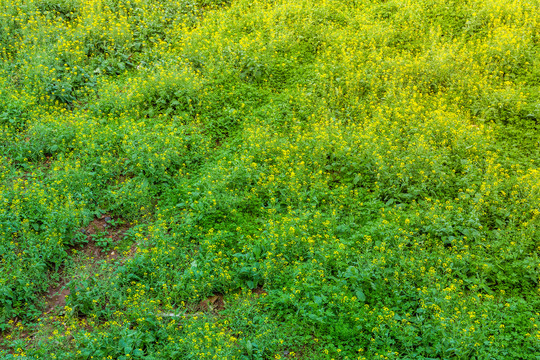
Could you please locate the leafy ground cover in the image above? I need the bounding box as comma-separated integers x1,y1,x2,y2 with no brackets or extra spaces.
0,0,539,359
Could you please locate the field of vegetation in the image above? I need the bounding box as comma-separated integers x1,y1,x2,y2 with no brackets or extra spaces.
0,0,539,358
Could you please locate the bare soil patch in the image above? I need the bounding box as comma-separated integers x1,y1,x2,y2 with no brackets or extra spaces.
45,215,134,313
197,293,225,313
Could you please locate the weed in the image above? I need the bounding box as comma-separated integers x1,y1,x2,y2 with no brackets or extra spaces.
1,0,539,359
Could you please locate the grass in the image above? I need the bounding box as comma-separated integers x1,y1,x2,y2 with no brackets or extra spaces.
0,0,539,359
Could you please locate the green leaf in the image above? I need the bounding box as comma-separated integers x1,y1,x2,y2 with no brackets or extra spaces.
246,340,253,356
134,349,144,356
356,289,366,302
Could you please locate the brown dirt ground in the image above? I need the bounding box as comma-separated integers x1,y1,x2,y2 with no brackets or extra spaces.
197,293,225,313
45,215,133,313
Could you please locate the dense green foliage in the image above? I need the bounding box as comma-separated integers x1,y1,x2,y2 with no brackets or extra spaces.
0,0,539,358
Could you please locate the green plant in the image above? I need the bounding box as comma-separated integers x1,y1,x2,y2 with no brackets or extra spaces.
1,0,540,359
